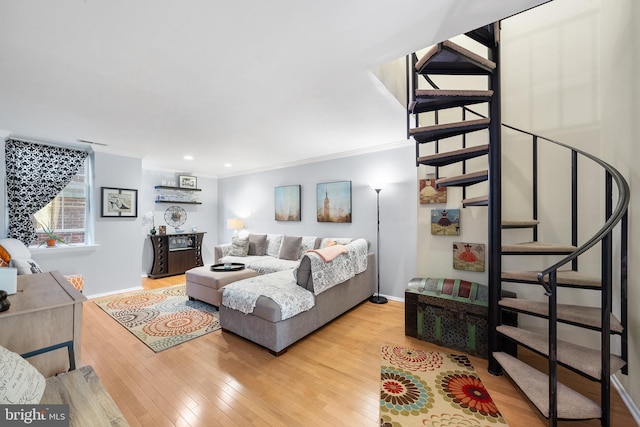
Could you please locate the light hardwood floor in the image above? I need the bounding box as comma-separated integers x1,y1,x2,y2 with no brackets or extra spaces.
80,275,635,426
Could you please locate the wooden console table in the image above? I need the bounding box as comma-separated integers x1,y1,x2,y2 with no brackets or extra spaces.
149,232,205,278
0,271,86,377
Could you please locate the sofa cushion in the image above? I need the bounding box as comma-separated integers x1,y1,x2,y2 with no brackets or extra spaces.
248,234,267,256
0,345,46,404
279,235,302,260
266,234,284,258
298,236,321,259
229,235,250,257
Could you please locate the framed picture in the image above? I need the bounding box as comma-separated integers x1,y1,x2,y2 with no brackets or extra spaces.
419,177,447,204
431,209,460,235
453,242,485,272
101,187,138,217
275,185,301,221
179,175,197,189
317,181,352,223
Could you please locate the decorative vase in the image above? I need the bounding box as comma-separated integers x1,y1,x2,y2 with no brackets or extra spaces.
150,227,157,235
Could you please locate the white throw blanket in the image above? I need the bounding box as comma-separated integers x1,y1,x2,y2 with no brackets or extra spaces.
221,270,315,320
306,238,369,295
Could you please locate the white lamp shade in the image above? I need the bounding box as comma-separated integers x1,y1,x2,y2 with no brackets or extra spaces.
226,218,244,230
0,267,18,295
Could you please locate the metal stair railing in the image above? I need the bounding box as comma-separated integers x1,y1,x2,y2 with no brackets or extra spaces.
406,46,630,426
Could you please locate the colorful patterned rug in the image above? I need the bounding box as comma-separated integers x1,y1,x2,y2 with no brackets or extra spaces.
379,345,508,426
94,284,220,352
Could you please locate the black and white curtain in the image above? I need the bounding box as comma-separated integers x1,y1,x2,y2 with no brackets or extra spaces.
5,139,88,245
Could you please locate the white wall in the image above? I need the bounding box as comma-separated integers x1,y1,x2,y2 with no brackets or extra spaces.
599,0,640,411
501,0,639,412
32,152,143,296
217,144,418,299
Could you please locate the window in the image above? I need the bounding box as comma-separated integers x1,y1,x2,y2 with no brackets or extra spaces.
32,158,90,246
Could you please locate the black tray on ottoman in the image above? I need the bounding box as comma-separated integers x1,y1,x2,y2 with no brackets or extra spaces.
211,263,245,272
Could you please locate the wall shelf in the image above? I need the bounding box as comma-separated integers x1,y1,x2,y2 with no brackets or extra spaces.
154,185,201,192
154,185,202,204
155,201,202,205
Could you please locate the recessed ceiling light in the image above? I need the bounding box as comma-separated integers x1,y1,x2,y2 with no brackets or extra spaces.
224,163,232,167
183,155,194,160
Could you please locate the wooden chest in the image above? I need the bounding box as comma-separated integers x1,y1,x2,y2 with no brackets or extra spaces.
405,277,517,358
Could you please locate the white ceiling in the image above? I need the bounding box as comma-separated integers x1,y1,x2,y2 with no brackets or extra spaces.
0,0,547,178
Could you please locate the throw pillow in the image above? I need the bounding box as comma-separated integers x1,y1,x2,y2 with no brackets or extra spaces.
0,245,11,268
266,234,283,258
229,235,249,257
278,235,303,261
248,234,267,256
13,259,44,275
0,345,46,404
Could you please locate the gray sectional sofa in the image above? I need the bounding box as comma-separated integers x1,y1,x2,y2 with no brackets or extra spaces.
213,233,376,355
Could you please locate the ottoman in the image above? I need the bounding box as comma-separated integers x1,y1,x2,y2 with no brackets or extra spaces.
185,266,258,307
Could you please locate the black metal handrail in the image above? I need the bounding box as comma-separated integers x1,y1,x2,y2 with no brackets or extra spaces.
408,36,629,427
497,124,630,292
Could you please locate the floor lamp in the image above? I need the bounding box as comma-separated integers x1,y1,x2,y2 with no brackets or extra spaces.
369,185,388,304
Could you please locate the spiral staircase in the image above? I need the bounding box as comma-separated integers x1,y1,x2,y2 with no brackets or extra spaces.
407,22,630,427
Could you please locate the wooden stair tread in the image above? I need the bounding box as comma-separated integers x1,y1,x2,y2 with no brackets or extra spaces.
435,170,487,188
415,40,496,75
501,219,540,228
417,144,489,167
410,90,493,114
493,352,601,420
501,270,601,289
465,22,499,47
499,298,624,333
497,325,626,380
502,241,577,255
410,118,490,143
462,195,488,207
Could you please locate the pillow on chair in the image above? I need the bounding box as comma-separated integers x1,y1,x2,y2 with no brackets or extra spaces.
0,345,46,404
0,245,11,267
0,238,43,275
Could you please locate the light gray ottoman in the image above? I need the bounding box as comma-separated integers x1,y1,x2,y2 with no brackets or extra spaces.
185,266,257,307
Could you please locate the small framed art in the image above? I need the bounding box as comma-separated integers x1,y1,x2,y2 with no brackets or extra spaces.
453,242,485,272
275,185,301,221
317,181,352,223
419,177,447,204
179,175,197,189
101,187,138,217
431,209,460,235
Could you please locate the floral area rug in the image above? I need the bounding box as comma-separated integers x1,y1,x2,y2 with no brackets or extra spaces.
94,284,220,352
379,345,508,426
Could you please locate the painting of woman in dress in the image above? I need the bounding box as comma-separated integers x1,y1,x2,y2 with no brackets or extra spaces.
419,177,447,204
453,242,485,272
431,209,460,235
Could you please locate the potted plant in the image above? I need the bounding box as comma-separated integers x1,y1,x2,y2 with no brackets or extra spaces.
38,222,66,247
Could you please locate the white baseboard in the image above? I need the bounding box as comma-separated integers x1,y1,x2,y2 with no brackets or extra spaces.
611,374,640,426
85,286,142,300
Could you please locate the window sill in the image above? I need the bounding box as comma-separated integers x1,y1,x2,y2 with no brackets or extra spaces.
30,244,99,256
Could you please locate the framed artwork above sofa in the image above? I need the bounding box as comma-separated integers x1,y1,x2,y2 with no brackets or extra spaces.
316,181,351,223
274,185,301,221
